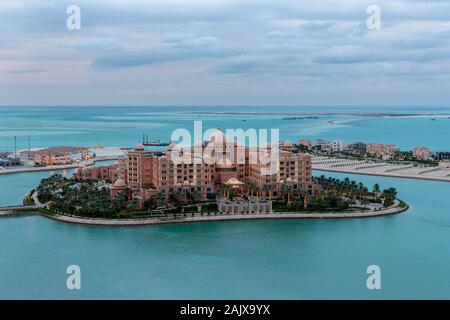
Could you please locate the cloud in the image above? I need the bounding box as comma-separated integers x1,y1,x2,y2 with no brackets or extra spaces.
3,0,450,106
92,34,239,68
313,45,372,64
1,68,47,74
266,30,297,39
61,37,123,52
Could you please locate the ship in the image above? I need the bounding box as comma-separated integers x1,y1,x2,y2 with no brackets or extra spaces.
142,134,171,146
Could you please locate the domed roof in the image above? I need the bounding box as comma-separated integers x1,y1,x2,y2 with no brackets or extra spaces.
135,143,145,151
224,178,244,186
283,140,293,147
113,178,127,188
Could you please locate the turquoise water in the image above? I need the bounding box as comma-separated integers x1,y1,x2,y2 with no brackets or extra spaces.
1,173,449,299
1,107,450,299
1,106,450,153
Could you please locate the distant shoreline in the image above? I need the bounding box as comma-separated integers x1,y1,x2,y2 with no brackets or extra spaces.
187,112,450,117
15,200,407,227
0,158,118,175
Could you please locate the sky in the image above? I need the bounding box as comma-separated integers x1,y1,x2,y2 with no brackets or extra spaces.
1,0,450,107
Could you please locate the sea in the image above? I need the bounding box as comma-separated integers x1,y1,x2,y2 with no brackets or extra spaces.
0,106,449,299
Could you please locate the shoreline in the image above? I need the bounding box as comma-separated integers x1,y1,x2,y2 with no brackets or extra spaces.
0,157,118,175
314,167,450,183
22,200,408,227
187,111,450,117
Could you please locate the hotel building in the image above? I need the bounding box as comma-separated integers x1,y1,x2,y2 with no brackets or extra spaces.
20,146,90,165
77,130,319,207
367,143,400,160
413,147,432,160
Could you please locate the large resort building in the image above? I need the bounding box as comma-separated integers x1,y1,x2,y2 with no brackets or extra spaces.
75,129,319,207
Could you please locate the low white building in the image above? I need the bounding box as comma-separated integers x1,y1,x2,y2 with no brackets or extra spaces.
331,140,347,152
217,197,272,214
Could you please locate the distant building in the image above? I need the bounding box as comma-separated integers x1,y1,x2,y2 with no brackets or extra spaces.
349,142,367,154
331,140,347,152
433,152,450,161
282,140,294,150
413,147,432,160
316,139,329,151
298,140,312,150
367,144,400,160
75,164,120,182
0,158,20,168
20,146,89,165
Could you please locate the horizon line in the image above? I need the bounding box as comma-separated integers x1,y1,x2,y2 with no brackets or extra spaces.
1,105,450,108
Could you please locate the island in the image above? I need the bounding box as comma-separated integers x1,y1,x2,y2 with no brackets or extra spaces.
2,130,410,225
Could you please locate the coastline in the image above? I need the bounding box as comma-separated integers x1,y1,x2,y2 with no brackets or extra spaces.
187,111,450,117
0,157,118,175
27,200,408,227
314,167,450,183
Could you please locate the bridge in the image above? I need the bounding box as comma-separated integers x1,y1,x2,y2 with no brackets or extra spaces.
0,191,45,214
0,204,45,215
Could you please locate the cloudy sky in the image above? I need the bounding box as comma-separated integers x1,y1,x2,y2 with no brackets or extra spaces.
1,0,450,107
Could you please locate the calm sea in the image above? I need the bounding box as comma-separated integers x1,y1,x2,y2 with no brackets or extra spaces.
0,106,449,299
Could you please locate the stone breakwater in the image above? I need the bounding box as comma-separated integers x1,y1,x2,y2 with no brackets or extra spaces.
32,201,408,227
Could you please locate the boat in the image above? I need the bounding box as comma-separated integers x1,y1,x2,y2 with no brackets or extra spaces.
143,141,171,147
142,134,171,146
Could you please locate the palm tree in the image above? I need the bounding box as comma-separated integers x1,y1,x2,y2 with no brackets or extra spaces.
215,187,223,198
193,190,202,202
373,183,381,194
245,182,258,196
